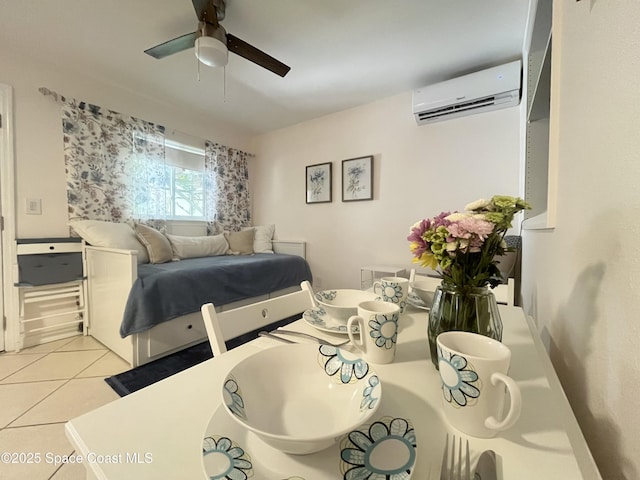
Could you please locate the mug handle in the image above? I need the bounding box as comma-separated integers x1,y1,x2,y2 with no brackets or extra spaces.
347,316,365,353
372,281,382,295
484,372,522,431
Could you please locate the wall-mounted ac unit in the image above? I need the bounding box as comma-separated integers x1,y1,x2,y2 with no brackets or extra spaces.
412,60,521,125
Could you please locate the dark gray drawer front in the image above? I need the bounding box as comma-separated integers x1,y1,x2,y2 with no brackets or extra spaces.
17,253,83,286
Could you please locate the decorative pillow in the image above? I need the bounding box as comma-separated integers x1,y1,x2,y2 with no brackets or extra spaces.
225,229,255,255
241,224,275,253
166,233,229,259
134,223,173,264
69,219,149,264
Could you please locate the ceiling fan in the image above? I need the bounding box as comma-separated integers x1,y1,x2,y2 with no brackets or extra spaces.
144,0,290,77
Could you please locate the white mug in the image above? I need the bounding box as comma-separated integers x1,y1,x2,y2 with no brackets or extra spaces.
372,276,410,312
436,331,522,438
347,301,400,364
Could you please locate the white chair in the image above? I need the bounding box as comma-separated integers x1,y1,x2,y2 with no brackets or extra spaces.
409,268,443,292
201,280,316,357
409,268,515,306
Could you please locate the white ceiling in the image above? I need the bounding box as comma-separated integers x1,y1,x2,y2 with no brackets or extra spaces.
0,0,531,135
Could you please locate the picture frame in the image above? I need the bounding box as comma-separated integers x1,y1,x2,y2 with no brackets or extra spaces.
305,162,332,204
342,155,373,202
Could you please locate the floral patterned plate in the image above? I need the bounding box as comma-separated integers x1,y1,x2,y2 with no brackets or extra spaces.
302,307,359,334
202,406,416,480
406,292,430,311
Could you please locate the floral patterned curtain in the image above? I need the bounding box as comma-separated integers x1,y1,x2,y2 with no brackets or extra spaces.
39,88,167,228
204,141,252,233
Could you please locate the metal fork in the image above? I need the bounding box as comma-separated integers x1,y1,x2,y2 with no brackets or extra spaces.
440,433,471,480
262,329,350,347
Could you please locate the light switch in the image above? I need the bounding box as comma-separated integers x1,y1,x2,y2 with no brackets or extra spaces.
26,198,42,215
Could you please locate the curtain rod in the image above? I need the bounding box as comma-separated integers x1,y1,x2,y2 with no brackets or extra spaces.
39,87,252,156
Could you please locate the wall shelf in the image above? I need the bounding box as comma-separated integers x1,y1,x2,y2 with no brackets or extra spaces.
526,0,553,110
525,0,554,226
522,211,555,230
528,33,552,123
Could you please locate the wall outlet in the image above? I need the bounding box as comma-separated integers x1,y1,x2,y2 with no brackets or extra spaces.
26,198,42,215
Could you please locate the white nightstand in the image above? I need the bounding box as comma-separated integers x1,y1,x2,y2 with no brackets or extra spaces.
13,239,87,350
360,265,407,290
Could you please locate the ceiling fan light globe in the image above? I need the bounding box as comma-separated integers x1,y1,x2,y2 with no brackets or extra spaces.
195,36,228,67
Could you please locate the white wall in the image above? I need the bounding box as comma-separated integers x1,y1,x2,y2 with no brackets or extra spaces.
251,92,521,290
521,1,640,478
0,45,252,239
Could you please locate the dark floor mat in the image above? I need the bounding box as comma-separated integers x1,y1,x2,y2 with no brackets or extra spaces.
104,315,298,396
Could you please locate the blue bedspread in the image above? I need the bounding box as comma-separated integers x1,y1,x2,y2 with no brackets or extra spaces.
119,253,312,337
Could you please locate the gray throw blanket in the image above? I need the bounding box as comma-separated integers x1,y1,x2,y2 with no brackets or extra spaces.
119,253,312,337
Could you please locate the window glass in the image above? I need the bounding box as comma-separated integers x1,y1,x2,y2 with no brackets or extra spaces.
165,143,205,220
167,165,205,219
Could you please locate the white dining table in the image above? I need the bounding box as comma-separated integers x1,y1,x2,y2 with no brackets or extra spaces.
66,305,602,480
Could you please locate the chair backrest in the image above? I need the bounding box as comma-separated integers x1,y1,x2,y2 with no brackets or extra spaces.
200,303,227,357
201,280,315,356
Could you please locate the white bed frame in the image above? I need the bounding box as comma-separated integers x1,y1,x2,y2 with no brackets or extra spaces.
84,240,307,367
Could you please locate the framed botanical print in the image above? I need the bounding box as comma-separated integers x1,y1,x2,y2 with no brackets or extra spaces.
342,155,373,202
305,162,332,204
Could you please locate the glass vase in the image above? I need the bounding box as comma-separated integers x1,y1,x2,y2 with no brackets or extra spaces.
427,282,503,368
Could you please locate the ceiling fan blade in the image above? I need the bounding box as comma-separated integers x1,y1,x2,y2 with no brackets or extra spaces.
192,0,222,23
226,33,291,77
192,0,209,19
144,32,197,59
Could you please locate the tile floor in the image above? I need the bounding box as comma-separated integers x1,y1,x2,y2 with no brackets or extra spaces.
0,335,129,480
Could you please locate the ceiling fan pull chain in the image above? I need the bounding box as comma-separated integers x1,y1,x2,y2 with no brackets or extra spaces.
196,43,201,81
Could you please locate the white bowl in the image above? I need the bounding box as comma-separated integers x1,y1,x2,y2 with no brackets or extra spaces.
222,343,382,455
410,280,436,306
314,289,379,321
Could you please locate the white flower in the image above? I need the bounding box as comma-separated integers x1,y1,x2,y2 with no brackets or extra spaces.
465,198,490,211
445,212,469,222
446,241,458,252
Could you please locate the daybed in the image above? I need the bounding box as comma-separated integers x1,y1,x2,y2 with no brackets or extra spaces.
73,220,312,367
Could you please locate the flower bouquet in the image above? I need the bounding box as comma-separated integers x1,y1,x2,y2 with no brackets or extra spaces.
407,195,530,367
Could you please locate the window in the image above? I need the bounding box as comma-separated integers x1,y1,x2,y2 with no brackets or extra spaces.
165,165,204,219
164,140,206,220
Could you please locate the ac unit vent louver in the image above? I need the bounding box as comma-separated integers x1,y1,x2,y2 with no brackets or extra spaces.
413,60,521,125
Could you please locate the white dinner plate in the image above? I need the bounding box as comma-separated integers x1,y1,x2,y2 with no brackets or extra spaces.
302,307,359,334
202,404,417,479
406,292,430,311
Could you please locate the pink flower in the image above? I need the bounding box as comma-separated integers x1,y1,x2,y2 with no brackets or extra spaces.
407,195,530,288
447,216,494,252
